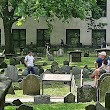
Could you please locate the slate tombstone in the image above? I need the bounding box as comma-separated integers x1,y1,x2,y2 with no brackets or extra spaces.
22,74,40,95
22,69,28,76
47,54,54,61
0,74,12,110
96,102,107,110
8,85,15,94
16,104,33,110
77,85,97,102
85,105,96,110
60,65,70,74
0,62,7,68
34,95,50,104
64,92,75,103
105,93,110,110
12,99,23,106
99,76,110,102
71,66,81,79
5,65,18,82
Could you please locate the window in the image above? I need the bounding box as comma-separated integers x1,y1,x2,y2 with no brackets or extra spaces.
66,29,80,48
92,29,106,48
97,0,107,17
12,29,26,48
37,29,50,47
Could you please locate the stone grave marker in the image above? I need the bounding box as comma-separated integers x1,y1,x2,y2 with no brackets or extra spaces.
71,66,81,79
22,74,40,95
99,76,110,102
85,104,96,110
64,92,75,103
16,104,33,110
77,85,97,102
96,102,107,110
34,95,50,104
105,92,110,110
5,65,18,82
12,99,23,106
47,54,54,61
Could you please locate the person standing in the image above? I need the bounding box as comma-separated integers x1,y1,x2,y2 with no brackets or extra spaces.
24,51,35,74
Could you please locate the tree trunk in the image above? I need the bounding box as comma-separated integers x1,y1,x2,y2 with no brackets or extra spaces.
3,19,14,54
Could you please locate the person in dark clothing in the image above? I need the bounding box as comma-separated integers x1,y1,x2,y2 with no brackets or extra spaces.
102,40,106,48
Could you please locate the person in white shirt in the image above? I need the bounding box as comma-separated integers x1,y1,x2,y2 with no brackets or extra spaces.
24,51,35,74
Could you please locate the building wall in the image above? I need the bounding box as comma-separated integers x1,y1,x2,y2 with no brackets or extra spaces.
0,0,109,46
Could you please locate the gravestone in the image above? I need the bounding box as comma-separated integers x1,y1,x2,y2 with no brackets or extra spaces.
105,93,110,110
12,99,23,106
0,62,7,68
60,65,70,74
16,104,33,110
63,60,69,66
82,68,90,78
22,74,40,95
47,54,54,61
99,76,110,102
77,85,97,102
8,85,15,94
71,66,81,79
57,48,64,56
0,74,12,110
33,66,39,75
22,69,28,76
5,65,18,82
34,95,50,104
85,105,96,110
64,92,75,103
96,102,107,110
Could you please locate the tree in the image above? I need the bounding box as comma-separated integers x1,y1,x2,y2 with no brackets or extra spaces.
0,0,103,54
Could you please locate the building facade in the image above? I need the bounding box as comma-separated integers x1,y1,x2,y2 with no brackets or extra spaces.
0,0,109,48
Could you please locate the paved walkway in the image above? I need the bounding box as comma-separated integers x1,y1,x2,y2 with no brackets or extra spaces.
6,97,64,103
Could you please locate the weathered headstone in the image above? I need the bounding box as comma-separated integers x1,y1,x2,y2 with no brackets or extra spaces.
77,85,97,102
8,85,15,94
0,62,7,68
22,69,28,76
34,95,50,104
33,66,39,75
5,65,18,82
85,105,96,110
96,102,107,110
22,74,40,95
82,68,90,78
60,65,70,74
0,74,12,110
16,104,33,110
105,92,110,110
71,66,81,79
99,76,110,102
47,54,54,61
63,60,69,66
12,99,23,106
64,92,75,103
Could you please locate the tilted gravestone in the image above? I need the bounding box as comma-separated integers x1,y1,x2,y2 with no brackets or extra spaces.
64,92,75,103
77,85,97,102
5,65,18,82
16,104,33,110
0,74,12,110
34,95,50,104
22,74,40,95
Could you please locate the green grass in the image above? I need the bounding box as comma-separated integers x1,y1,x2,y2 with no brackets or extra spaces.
4,103,93,110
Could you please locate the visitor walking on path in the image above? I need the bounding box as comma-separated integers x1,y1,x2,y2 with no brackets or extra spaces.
24,50,35,74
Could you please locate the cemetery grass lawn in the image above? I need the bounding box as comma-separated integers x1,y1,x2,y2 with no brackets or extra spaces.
4,103,93,110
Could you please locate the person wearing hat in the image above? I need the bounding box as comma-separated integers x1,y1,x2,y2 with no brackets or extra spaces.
92,51,110,87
